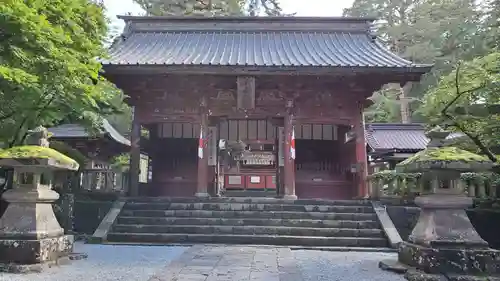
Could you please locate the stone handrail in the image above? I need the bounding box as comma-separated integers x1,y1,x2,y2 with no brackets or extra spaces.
368,170,499,199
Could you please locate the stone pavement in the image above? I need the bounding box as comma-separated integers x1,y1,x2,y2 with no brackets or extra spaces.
150,245,302,281
0,243,404,281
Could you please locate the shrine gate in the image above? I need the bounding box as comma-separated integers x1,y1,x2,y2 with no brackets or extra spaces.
101,16,431,200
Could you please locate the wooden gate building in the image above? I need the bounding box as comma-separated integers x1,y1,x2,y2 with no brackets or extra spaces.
101,16,431,200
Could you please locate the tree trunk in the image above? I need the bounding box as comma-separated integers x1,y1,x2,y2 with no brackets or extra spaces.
399,82,412,124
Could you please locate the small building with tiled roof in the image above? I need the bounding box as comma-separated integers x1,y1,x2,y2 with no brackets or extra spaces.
48,119,130,163
365,123,464,167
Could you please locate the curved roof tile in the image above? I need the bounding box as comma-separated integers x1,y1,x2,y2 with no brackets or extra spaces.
101,16,431,71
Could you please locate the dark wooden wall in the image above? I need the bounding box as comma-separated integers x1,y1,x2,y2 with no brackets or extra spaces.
111,74,372,125
219,119,275,141
158,123,200,139
112,74,376,199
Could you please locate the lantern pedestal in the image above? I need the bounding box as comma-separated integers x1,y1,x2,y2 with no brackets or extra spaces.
0,170,75,271
379,127,500,281
0,126,81,273
395,193,500,280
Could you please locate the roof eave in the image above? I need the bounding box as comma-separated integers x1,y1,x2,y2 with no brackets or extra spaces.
100,64,432,79
368,148,423,155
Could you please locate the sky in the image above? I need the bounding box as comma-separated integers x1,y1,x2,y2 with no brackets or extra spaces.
104,0,356,31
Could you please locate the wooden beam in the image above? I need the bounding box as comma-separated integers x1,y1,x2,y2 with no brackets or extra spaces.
102,65,429,81
129,107,141,197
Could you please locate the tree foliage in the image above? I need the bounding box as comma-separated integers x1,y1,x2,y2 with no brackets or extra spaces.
133,0,243,16
419,53,500,155
133,0,285,16
344,0,484,123
245,0,285,16
483,0,500,49
0,0,123,147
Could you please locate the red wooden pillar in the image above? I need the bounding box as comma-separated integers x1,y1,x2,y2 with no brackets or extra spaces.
283,100,297,200
196,98,209,198
355,104,368,198
129,106,141,197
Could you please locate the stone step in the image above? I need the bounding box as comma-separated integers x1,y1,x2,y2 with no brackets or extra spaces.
123,202,374,213
120,209,378,221
126,197,371,206
116,216,380,229
112,224,385,238
106,233,389,247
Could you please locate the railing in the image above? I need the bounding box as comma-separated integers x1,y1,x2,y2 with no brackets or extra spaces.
80,169,129,193
368,170,499,199
52,168,128,233
295,162,350,175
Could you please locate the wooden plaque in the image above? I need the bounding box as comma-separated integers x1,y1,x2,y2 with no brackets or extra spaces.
237,76,256,110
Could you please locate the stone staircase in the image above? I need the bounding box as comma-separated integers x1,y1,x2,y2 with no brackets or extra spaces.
105,197,389,248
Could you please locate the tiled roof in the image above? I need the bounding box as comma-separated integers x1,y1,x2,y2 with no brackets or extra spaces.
365,123,464,152
101,16,431,71
48,120,130,147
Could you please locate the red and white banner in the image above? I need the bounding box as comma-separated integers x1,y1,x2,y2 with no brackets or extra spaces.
198,126,204,159
290,126,296,160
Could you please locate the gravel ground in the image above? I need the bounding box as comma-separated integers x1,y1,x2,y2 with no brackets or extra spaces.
0,243,187,281
293,250,405,281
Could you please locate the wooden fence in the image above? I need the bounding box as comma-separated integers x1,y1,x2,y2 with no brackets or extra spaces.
80,169,129,193
52,168,129,234
368,170,499,199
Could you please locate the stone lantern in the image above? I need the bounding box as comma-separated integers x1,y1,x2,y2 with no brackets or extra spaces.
0,126,79,270
383,126,500,280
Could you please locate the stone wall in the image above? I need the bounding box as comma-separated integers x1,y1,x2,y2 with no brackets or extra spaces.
4,190,117,236
386,203,500,249
467,209,500,249
72,193,118,235
0,168,14,219
0,198,6,218
386,205,420,241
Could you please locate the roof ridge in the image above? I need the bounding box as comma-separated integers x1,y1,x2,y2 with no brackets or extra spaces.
130,29,372,34
120,16,374,34
117,15,378,23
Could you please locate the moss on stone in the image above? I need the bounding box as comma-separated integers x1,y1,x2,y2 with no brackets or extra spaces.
397,147,493,173
0,145,79,169
49,141,87,166
399,147,490,166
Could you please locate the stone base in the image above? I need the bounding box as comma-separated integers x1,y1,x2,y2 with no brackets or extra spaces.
0,235,74,265
405,269,500,281
282,195,298,200
379,259,409,274
0,252,87,273
380,259,500,281
398,241,500,276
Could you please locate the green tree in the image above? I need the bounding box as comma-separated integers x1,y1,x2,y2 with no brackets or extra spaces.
133,0,286,16
344,0,482,123
133,0,244,15
419,53,500,156
245,0,285,16
0,0,122,147
364,85,418,123
483,0,500,49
